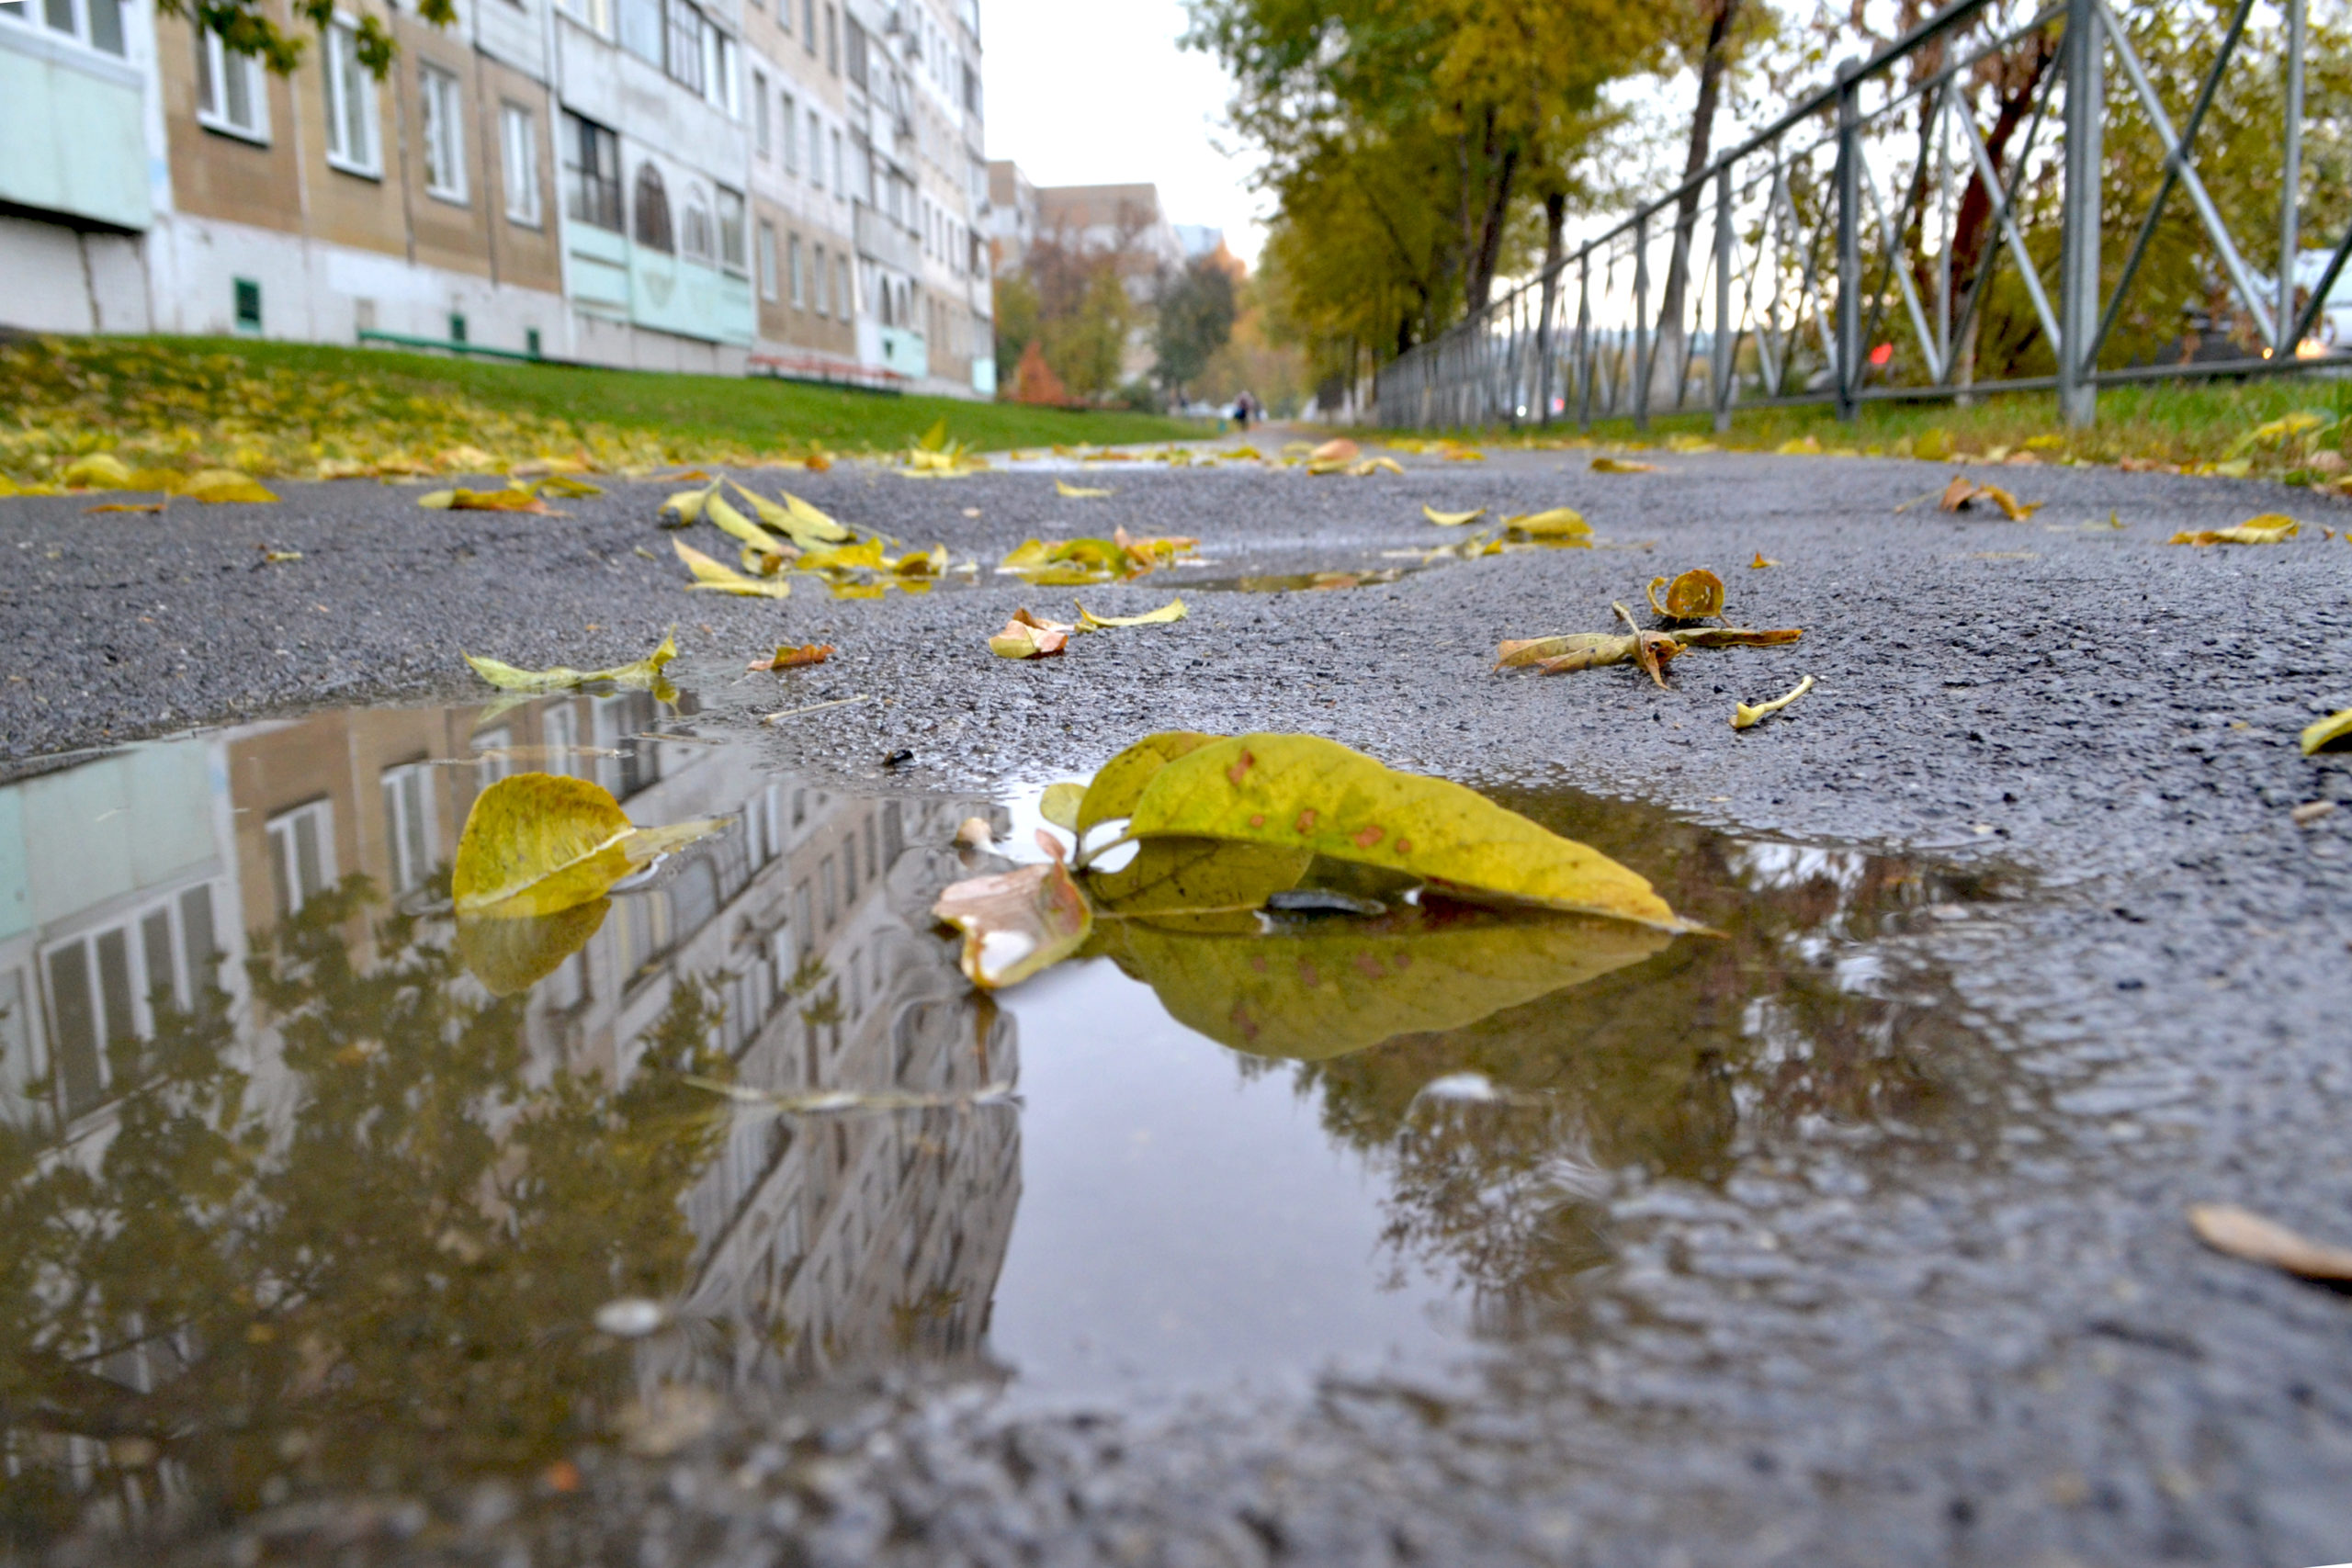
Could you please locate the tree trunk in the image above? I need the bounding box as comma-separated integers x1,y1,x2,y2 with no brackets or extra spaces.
1649,0,1743,410
1534,192,1566,423
1949,37,2056,345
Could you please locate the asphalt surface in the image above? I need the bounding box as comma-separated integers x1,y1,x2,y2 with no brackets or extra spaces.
11,441,2352,1566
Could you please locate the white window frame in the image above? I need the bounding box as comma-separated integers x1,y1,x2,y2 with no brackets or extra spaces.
419,62,468,204
380,761,440,895
322,17,382,178
681,185,715,263
559,0,614,34
266,799,338,918
37,883,224,1123
757,219,778,301
501,101,542,226
717,184,747,276
195,29,271,142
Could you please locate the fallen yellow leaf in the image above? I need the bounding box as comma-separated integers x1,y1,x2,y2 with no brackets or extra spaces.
60,454,134,490
452,772,720,919
464,631,678,692
2169,514,2300,547
747,643,833,671
1749,552,1779,569
180,468,278,504
1423,506,1487,527
1056,479,1114,498
989,607,1075,659
1592,457,1657,474
1504,507,1592,545
673,538,790,596
1075,598,1187,630
1646,569,1724,620
2301,708,2352,754
932,852,1093,990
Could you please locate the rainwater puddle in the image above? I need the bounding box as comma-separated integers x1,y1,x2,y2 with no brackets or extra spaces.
0,694,2024,1545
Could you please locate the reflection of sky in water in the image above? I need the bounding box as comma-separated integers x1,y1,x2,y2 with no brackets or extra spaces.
0,698,2018,1545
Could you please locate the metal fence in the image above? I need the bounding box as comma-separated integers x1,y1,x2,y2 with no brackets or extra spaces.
1374,0,2341,431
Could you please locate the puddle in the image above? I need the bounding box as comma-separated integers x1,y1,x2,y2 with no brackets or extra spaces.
0,695,2023,1545
1180,568,1418,593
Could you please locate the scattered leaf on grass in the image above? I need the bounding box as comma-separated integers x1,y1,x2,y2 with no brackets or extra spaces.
181,469,278,503
1039,782,1087,830
989,608,1075,659
1750,552,1779,569
932,852,1093,989
1122,733,1695,931
1734,673,1815,729
673,538,792,597
1592,457,1657,474
61,454,134,490
464,631,679,692
1645,568,1725,620
1776,434,1823,456
1075,598,1186,630
1424,506,1487,526
2169,514,2299,547
452,771,722,919
1504,507,1593,545
747,643,833,671
2188,1202,2352,1280
2301,708,2352,755
1056,479,1114,498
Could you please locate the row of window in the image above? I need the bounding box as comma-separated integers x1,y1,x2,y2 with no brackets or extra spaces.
754,220,847,317
194,23,546,228
750,72,848,198
0,0,125,57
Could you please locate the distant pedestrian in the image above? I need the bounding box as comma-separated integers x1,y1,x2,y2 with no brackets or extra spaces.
1232,394,1252,430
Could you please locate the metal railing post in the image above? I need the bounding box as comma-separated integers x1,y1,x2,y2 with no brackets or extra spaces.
1834,61,1862,423
1577,251,1595,432
2279,0,2305,355
1633,216,1652,433
1713,161,1736,433
2058,0,2103,424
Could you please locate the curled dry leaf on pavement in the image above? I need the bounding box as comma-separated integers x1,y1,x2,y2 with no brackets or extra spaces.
1504,508,1593,546
1424,506,1488,526
2302,708,2352,755
930,733,1698,1005
1750,552,1780,569
1646,568,1726,621
747,643,833,671
1495,624,1801,678
1076,598,1187,630
989,608,1075,659
2188,1202,2352,1280
2169,514,2300,547
707,489,791,559
1734,674,1815,730
450,772,725,993
1349,457,1407,477
932,842,1093,989
1591,457,1657,474
464,631,678,693
673,538,792,597
1056,479,1114,499
85,501,167,514
1939,476,2041,519
420,484,557,513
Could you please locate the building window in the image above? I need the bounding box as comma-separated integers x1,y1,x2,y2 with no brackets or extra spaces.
380,761,439,894
831,129,842,197
807,112,823,189
711,29,738,115
233,276,262,332
757,219,778,300
780,91,798,174
718,186,747,274
266,799,337,919
812,243,827,317
633,162,674,252
39,886,220,1123
501,103,541,226
0,968,41,1133
617,0,661,64
7,0,125,53
800,0,813,51
752,70,769,156
788,233,803,307
563,112,622,231
559,0,613,32
680,185,714,262
823,2,836,73
663,0,703,93
419,63,467,203
195,30,269,141
322,17,381,177
839,254,852,321
843,16,863,87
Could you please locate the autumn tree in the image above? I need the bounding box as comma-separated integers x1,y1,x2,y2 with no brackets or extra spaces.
1154,253,1241,396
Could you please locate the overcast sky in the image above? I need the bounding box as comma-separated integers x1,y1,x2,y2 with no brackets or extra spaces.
979,0,1269,266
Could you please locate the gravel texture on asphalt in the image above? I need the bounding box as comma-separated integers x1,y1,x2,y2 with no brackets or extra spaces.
11,447,2352,1566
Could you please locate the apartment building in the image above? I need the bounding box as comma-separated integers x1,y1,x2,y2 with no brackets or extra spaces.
0,0,992,391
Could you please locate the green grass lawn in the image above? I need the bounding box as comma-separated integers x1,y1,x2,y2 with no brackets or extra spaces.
0,334,1209,483
1452,375,2352,481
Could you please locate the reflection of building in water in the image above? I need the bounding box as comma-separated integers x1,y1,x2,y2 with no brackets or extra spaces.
0,694,1018,1393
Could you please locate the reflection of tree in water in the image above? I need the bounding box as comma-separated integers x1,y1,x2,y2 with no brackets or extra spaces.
1287,795,2015,1336
0,875,729,1548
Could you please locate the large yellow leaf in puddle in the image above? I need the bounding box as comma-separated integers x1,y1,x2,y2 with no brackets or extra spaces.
453,773,723,918
1074,731,1225,835
1094,904,1669,1059
1084,836,1315,933
1124,734,1694,931
458,898,611,996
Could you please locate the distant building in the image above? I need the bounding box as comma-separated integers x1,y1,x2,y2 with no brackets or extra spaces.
0,0,993,397
983,158,1036,272
1172,223,1222,261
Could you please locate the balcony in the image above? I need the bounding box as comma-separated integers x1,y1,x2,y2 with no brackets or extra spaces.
853,203,920,274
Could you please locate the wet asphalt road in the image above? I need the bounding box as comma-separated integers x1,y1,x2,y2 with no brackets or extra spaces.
10,445,2352,1566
